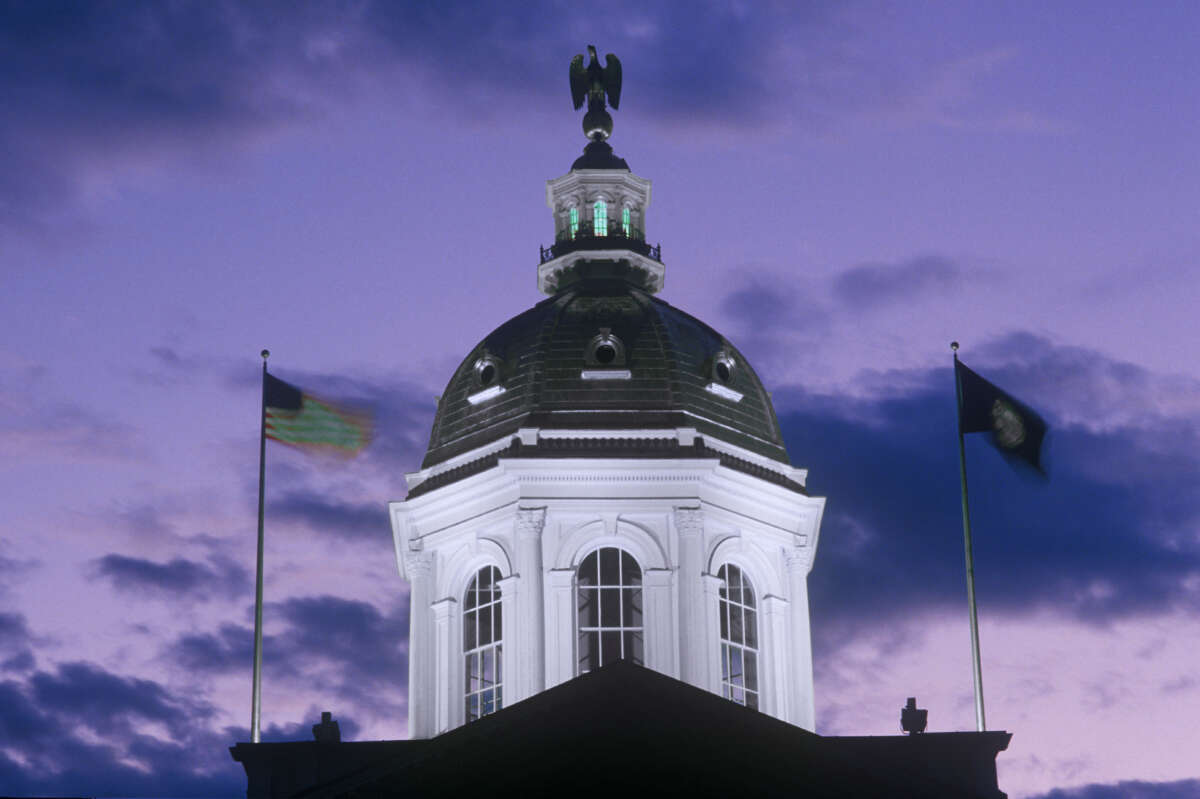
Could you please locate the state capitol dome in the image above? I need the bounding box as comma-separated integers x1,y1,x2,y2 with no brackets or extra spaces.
410,136,802,497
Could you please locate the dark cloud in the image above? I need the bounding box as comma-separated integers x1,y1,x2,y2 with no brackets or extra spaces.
1026,779,1200,799
168,622,256,674
831,254,962,307
1,2,869,233
162,593,409,715
89,552,249,600
0,661,245,796
270,594,409,709
720,278,831,334
0,613,36,672
268,492,389,541
783,335,1200,651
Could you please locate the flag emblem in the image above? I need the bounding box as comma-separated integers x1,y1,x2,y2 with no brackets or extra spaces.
956,359,1046,472
264,373,372,455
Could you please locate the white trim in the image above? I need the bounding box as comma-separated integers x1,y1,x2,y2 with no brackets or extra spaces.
581,369,632,380
705,382,744,402
466,385,506,405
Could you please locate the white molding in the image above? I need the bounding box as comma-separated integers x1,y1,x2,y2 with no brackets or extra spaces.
466,385,506,405
537,249,665,295
581,368,632,380
705,382,744,402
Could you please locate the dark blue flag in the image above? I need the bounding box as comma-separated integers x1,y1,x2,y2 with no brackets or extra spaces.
955,360,1047,473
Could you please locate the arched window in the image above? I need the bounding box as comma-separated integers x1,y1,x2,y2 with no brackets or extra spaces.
569,207,579,239
593,200,608,236
718,563,759,708
576,547,642,673
622,206,631,236
463,565,503,722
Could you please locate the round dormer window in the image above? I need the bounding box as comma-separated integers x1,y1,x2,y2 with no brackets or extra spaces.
713,351,736,384
474,355,502,388
586,329,625,366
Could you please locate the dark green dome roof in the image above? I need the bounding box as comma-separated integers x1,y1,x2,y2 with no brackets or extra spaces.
421,276,791,479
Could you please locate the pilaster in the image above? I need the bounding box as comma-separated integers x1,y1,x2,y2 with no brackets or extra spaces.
701,572,725,695
642,568,676,677
406,551,435,739
674,507,705,688
760,594,791,723
545,568,576,688
430,596,457,734
515,507,546,701
785,546,815,730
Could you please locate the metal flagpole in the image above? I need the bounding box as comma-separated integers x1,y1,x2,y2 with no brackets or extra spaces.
251,349,269,743
952,341,987,732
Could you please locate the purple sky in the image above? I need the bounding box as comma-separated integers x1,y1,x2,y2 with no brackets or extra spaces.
2,3,1198,797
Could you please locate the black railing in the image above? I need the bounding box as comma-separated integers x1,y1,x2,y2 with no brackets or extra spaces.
540,221,663,265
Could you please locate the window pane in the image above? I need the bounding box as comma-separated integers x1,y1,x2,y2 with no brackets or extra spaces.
746,691,759,710
482,688,494,716
729,647,744,684
719,602,728,639
494,600,502,640
599,587,620,627
466,693,479,722
621,551,642,586
730,606,743,645
482,648,495,688
578,552,598,587
577,587,598,628
495,645,503,684
721,643,730,681
744,608,757,649
745,650,758,693
579,630,599,672
599,547,619,584
466,652,479,693
624,630,644,665
623,587,642,627
479,566,494,593
601,630,621,666
464,609,477,650
727,566,743,605
478,604,492,646
743,578,757,609
495,686,503,711
464,582,477,610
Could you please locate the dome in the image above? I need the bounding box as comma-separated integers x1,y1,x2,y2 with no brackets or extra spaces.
416,274,797,495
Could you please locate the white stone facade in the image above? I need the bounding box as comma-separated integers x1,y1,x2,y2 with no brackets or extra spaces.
389,429,825,738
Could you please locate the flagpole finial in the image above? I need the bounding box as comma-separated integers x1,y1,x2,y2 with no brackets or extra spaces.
951,341,959,352
261,349,270,360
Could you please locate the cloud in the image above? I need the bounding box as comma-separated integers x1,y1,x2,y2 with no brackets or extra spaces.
0,2,905,233
268,492,389,541
1026,779,1200,799
0,661,245,796
89,552,249,600
778,335,1200,644
0,613,36,672
831,254,962,307
162,593,409,714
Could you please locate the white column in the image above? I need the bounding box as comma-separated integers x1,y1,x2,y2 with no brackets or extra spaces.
544,568,576,689
430,596,457,734
406,551,435,739
497,574,519,708
785,546,815,731
701,572,724,695
515,507,546,701
674,507,706,688
760,594,791,723
642,568,676,677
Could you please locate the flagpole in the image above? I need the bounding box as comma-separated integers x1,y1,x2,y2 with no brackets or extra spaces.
952,341,987,733
251,349,269,743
